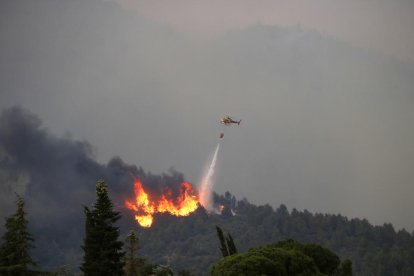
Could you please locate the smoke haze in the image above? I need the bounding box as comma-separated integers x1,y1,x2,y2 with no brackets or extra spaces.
0,106,191,268
116,0,414,61
1,0,414,234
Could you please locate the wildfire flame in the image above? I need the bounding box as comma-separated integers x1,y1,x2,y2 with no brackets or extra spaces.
125,177,200,227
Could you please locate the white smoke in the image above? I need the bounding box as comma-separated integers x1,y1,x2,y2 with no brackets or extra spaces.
199,143,220,212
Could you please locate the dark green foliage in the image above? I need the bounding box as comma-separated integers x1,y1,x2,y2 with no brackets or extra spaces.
123,257,155,276
226,233,238,255
216,226,229,257
211,252,285,276
274,239,340,274
123,230,156,276
152,265,173,276
247,246,320,275
0,194,37,276
135,192,414,275
80,180,125,276
125,231,139,276
211,240,337,276
215,225,238,258
338,259,352,276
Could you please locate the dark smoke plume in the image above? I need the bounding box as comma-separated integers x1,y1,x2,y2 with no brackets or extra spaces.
0,106,187,270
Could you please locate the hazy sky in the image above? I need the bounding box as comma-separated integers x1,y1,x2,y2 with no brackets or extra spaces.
116,0,414,61
1,0,414,231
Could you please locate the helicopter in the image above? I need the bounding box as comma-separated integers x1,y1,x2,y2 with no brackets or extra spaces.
219,116,241,139
220,116,241,126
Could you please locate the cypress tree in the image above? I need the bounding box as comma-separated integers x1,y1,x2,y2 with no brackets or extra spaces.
0,194,36,276
215,226,229,257
215,226,238,258
81,180,125,276
125,231,138,276
225,233,238,255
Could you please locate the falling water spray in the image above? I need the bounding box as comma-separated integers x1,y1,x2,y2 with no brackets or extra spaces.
199,143,220,212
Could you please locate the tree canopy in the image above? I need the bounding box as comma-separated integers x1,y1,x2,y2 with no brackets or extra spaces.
211,239,347,276
80,180,125,276
0,194,36,276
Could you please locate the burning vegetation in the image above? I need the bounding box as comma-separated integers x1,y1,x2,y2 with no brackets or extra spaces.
125,177,200,227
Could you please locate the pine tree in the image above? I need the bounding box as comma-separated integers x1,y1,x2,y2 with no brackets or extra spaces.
81,180,125,276
0,194,36,276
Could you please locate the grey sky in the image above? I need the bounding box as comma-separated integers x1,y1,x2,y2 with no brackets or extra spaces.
1,0,414,231
116,0,414,61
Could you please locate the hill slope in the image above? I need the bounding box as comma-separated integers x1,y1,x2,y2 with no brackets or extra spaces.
134,193,414,275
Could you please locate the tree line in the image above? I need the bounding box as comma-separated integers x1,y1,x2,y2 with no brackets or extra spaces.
1,182,413,275
0,180,169,275
0,180,351,276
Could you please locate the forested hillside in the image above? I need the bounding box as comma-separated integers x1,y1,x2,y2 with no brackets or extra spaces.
5,107,412,274
133,192,414,275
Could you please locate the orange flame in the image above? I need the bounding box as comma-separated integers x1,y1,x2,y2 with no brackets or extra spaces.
125,178,199,227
